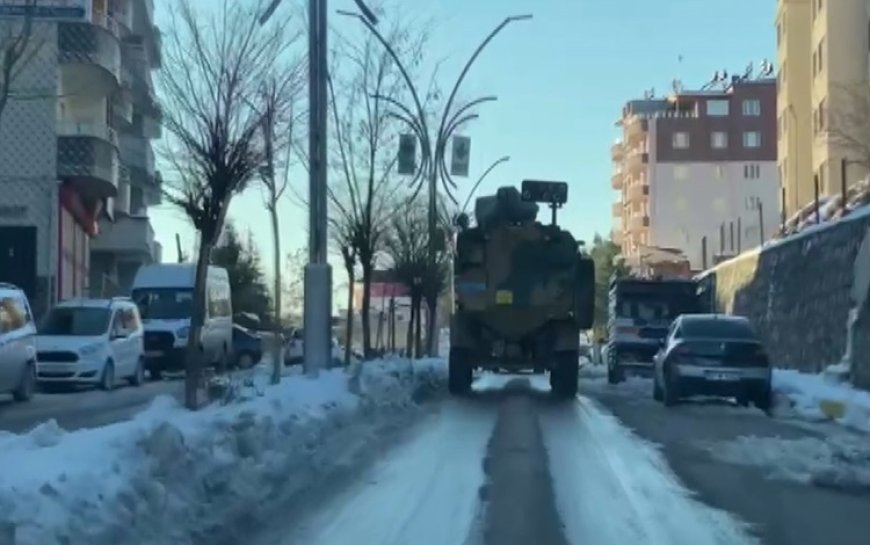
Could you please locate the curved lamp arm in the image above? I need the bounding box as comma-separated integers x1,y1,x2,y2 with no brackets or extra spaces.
435,15,532,152
461,155,511,214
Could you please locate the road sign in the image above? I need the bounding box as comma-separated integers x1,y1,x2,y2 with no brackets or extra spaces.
398,134,417,175
450,136,471,177
521,180,569,205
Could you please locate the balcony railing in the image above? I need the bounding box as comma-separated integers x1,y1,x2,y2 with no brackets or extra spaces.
57,120,118,148
91,215,155,259
611,141,624,161
611,170,623,190
612,201,623,217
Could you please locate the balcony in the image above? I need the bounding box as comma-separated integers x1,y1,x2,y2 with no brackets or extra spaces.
57,120,120,200
627,182,650,202
91,215,155,260
611,169,624,190
612,229,623,246
628,214,651,231
612,200,623,218
58,21,121,93
623,115,649,143
626,147,649,173
611,141,624,161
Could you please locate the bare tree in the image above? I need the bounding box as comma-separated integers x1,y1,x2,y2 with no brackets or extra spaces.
257,65,305,384
159,0,292,409
330,212,359,366
384,200,427,357
326,17,428,358
0,0,44,127
826,82,870,168
283,247,306,319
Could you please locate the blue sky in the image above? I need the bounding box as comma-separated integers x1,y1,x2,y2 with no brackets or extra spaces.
149,0,776,292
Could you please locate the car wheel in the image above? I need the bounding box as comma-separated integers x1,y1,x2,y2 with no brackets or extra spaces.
754,385,773,415
100,361,115,391
237,351,256,370
129,358,145,387
12,362,36,402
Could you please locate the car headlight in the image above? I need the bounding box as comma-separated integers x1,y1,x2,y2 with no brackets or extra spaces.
176,327,190,340
78,343,102,357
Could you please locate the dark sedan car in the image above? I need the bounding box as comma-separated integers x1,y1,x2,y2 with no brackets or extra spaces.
652,314,772,412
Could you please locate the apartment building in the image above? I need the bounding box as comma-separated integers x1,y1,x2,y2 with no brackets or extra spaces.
612,78,781,272
776,0,870,217
0,0,161,316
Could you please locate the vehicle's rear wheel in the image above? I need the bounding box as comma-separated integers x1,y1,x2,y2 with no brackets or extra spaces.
754,385,773,414
550,351,579,399
237,351,256,370
448,348,473,395
662,366,680,407
129,358,145,386
607,354,624,384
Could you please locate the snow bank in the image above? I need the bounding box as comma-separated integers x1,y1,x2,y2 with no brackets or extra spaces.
706,433,870,494
0,357,447,545
773,369,870,433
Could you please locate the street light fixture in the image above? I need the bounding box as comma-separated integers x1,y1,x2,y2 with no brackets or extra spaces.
338,9,532,355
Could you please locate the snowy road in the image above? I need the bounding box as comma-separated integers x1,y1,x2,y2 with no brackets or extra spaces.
252,374,764,545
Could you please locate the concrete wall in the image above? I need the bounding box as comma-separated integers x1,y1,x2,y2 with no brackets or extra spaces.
700,210,870,389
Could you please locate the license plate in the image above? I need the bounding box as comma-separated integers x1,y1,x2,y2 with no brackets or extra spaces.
706,371,739,381
495,290,513,305
144,350,164,358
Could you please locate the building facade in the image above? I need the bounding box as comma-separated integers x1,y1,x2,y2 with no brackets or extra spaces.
776,0,870,218
612,78,781,272
0,0,161,316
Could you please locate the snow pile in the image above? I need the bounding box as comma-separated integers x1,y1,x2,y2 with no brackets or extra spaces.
0,357,447,545
773,369,870,433
706,433,870,494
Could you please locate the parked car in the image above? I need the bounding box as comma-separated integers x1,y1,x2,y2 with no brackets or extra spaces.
36,297,145,390
652,314,772,412
132,264,233,379
0,283,37,402
232,324,263,369
283,328,359,366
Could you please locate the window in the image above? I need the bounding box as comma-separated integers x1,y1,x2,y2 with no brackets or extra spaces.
818,98,827,132
744,164,761,179
711,131,728,149
39,307,111,336
707,100,730,117
743,131,761,148
672,132,690,149
776,21,782,46
743,99,761,116
681,317,756,340
714,165,725,180
817,39,824,74
673,165,688,180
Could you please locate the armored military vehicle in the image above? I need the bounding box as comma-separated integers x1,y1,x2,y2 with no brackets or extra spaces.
450,180,595,397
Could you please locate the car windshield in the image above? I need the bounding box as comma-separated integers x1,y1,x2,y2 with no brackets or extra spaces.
39,307,110,336
681,318,756,340
133,288,193,320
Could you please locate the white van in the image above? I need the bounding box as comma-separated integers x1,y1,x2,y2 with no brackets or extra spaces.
131,264,232,380
36,297,145,389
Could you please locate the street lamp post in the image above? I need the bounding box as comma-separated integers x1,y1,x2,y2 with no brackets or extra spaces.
339,11,532,355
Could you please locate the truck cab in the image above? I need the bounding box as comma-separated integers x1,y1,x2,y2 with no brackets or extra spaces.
606,276,701,383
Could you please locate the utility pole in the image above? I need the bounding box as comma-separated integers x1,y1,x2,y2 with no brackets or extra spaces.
260,0,343,376
758,202,765,247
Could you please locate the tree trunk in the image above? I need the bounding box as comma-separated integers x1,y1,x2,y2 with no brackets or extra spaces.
361,261,373,357
344,261,355,366
425,294,438,357
405,298,415,357
414,296,423,359
269,204,282,385
184,240,211,410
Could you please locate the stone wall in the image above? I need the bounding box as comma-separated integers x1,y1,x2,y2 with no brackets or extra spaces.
699,210,870,389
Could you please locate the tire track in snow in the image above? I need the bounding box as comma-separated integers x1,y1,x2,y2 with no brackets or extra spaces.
270,397,498,545
539,395,760,545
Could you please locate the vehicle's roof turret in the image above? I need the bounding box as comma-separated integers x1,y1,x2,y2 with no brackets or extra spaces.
474,186,539,230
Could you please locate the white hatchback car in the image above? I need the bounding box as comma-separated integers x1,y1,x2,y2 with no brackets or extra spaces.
36,297,145,390
0,283,37,402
